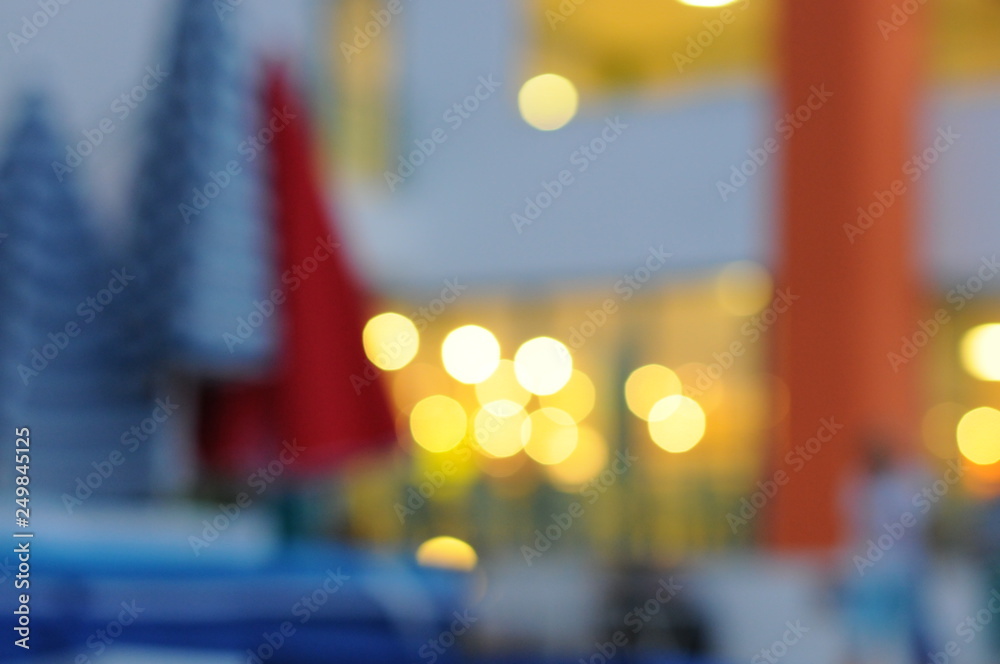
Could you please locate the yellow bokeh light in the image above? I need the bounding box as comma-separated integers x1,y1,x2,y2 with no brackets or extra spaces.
409,395,467,453
714,261,773,316
960,324,1000,381
957,407,1000,465
540,370,596,422
677,0,740,7
625,364,682,420
648,395,706,453
475,359,531,412
514,337,573,395
546,425,608,489
523,408,578,465
415,536,478,571
518,74,579,131
442,325,501,384
474,400,530,458
362,312,419,371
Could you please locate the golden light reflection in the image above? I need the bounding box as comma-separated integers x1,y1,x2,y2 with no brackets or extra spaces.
442,325,501,384
960,324,1000,381
409,395,467,453
648,395,706,453
518,73,579,131
473,400,530,458
625,364,682,420
362,312,418,370
957,407,1000,466
546,425,608,489
416,536,478,571
523,408,578,465
514,337,573,395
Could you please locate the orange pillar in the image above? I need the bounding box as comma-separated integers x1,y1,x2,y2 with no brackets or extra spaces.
766,0,925,549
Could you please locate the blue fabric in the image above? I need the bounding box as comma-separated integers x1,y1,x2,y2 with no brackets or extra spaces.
0,94,155,499
1,542,471,663
131,0,274,375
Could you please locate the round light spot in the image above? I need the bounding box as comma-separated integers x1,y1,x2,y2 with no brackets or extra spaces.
545,425,608,489
648,395,706,453
540,370,596,422
960,324,1000,381
416,536,477,571
523,408,579,465
714,261,773,316
409,395,467,453
957,407,1000,466
625,364,682,420
474,400,530,458
476,359,531,411
363,313,418,371
442,325,501,384
514,337,573,396
518,74,579,131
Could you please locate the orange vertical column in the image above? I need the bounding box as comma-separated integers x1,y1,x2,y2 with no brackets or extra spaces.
765,0,926,549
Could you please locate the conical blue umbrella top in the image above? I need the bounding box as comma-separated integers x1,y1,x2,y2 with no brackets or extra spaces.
0,93,154,501
131,0,275,376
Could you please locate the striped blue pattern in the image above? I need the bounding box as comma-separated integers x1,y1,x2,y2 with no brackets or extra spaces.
131,0,274,375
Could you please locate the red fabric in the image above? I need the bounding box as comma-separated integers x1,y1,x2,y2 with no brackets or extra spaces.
200,68,395,476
